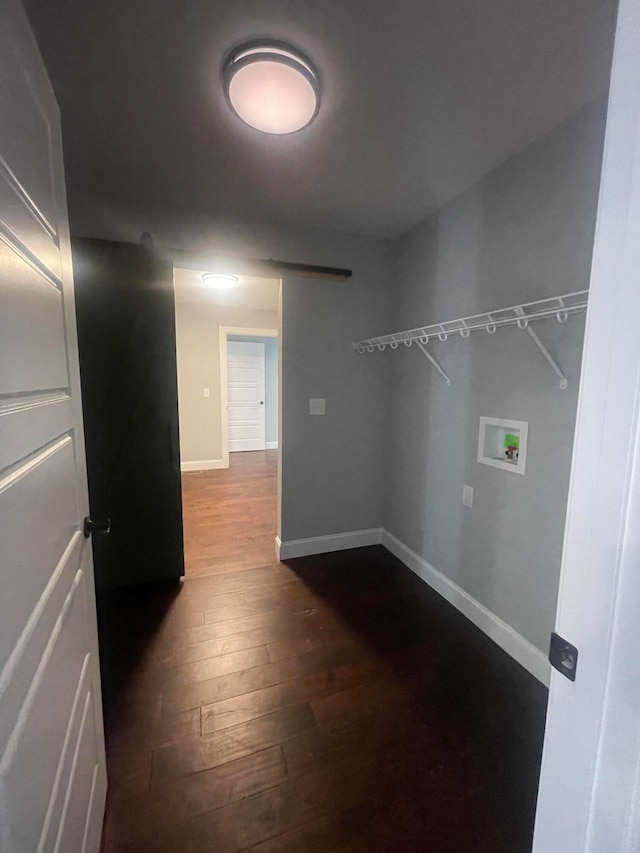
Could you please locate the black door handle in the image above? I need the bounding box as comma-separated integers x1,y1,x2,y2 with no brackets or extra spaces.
83,516,111,538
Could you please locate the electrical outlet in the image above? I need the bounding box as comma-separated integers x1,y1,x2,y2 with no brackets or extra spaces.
309,398,326,415
462,484,474,508
203,388,210,398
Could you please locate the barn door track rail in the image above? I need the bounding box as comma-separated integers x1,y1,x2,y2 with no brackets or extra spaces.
353,290,588,389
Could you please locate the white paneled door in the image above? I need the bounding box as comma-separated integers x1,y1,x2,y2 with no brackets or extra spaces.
0,2,107,852
227,341,266,452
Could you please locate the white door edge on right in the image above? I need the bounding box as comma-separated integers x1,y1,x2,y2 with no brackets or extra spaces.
533,0,640,848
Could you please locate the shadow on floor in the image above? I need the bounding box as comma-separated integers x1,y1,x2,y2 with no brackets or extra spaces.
96,580,184,716
283,546,548,852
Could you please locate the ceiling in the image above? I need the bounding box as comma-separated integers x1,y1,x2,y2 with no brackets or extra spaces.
174,268,280,309
26,0,616,239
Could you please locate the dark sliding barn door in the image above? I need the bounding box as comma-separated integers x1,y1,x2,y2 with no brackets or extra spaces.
73,237,184,589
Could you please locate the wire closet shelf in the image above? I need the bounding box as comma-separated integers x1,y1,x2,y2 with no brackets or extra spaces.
352,290,588,389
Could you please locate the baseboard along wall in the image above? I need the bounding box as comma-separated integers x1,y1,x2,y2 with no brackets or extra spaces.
276,528,383,560
275,527,550,686
181,459,226,472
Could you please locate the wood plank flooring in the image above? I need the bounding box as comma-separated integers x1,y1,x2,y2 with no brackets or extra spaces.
181,450,278,576
98,452,547,852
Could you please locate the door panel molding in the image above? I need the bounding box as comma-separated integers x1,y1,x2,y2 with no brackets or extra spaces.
0,153,57,241
0,567,86,851
0,2,106,849
38,652,91,851
0,220,62,288
0,394,72,472
0,532,83,751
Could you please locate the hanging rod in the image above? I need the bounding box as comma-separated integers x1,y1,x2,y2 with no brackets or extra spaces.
353,290,588,389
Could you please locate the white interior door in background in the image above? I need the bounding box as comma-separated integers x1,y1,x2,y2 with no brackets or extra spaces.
227,341,266,452
0,1,107,851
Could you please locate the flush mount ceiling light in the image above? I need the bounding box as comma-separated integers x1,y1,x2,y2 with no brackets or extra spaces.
201,273,239,290
223,40,320,134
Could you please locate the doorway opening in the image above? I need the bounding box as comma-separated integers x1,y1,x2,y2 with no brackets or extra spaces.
173,267,281,576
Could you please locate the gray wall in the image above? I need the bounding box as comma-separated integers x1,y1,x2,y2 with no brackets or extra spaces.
264,338,278,445
280,272,391,541
228,335,279,446
384,99,607,653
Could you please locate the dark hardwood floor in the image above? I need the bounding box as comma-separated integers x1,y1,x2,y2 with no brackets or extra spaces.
98,451,547,852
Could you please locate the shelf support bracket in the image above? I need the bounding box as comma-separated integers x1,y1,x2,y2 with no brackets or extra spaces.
415,340,451,386
524,325,568,389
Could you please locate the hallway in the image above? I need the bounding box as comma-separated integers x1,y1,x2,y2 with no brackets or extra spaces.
98,454,547,852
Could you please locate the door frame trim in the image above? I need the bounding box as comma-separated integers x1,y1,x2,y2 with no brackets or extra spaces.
219,326,278,469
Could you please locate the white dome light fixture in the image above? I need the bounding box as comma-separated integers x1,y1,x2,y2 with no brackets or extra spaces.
201,273,239,290
223,40,320,135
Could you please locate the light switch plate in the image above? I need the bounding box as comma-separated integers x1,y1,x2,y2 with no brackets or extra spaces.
462,484,474,508
203,388,210,398
309,398,326,415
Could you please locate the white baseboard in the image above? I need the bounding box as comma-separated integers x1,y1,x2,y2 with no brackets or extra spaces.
276,528,383,561
181,459,226,472
266,441,279,450
274,524,549,685
381,529,550,685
